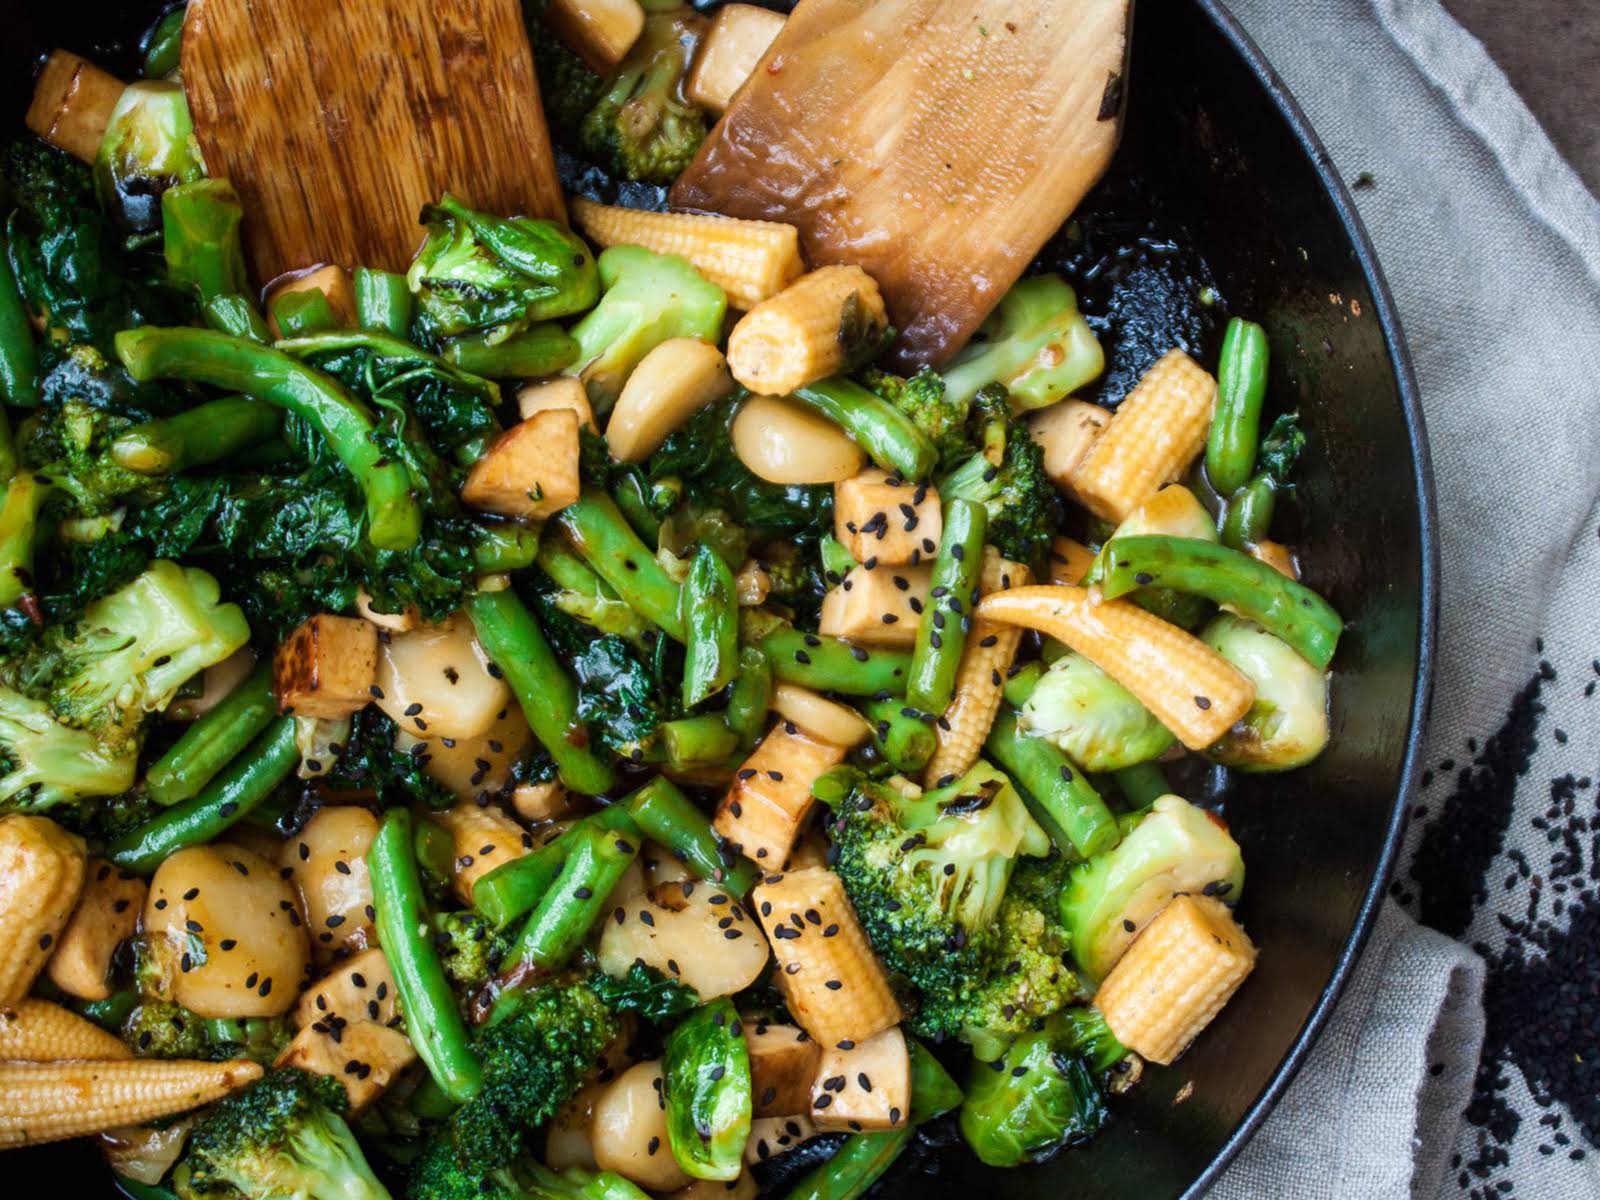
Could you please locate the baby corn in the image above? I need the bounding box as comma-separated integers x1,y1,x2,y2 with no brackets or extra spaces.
570,197,803,311
0,815,87,1004
0,1057,263,1147
0,999,131,1061
727,266,887,396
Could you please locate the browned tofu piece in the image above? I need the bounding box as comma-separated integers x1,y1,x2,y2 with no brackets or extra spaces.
1028,399,1109,492
26,51,125,163
1048,536,1097,586
833,468,941,567
266,265,358,336
808,1026,909,1131
45,858,145,1000
274,614,379,719
294,947,401,1028
432,801,532,905
817,564,930,648
517,377,598,432
277,1016,416,1111
687,5,786,114
278,807,379,963
512,779,580,824
714,724,845,866
543,0,646,72
461,408,581,520
746,1020,820,1117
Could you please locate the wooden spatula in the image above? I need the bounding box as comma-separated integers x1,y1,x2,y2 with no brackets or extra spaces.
671,0,1132,370
181,0,565,284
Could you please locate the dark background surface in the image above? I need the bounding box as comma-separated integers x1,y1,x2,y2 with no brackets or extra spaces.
2,2,1434,1197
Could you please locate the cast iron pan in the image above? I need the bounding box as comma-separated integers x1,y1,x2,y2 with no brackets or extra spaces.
2,1,1437,1196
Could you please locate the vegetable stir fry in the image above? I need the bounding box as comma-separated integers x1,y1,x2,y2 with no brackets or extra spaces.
0,5,1342,1199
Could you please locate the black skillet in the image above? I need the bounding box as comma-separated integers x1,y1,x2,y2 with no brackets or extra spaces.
1,1,1437,1195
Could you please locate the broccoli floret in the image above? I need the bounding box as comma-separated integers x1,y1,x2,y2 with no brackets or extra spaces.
411,1154,648,1200
578,13,708,184
827,763,1065,1046
122,998,205,1059
0,560,249,813
941,274,1104,410
176,1067,390,1200
939,424,1060,569
19,394,162,516
432,909,511,993
861,369,1010,474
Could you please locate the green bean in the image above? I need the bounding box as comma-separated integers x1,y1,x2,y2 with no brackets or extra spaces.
1111,760,1171,810
0,237,38,408
162,181,249,305
862,697,936,774
558,490,685,640
140,7,185,77
503,812,641,976
270,288,339,338
1000,661,1045,709
757,626,911,697
681,544,738,707
626,776,758,895
202,294,271,343
1220,473,1278,550
471,837,568,929
414,814,458,897
661,715,740,769
612,470,664,546
986,707,1119,858
723,646,772,750
1099,535,1343,669
472,523,541,574
116,327,422,550
368,809,483,1103
108,716,298,873
905,497,986,714
791,378,938,481
820,533,858,584
76,988,138,1030
111,395,282,475
114,1175,180,1200
442,323,579,378
353,268,414,337
144,661,276,806
0,472,48,606
1205,318,1270,494
465,587,616,796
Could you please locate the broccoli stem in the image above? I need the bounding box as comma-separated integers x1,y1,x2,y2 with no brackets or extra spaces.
558,490,686,641
626,776,758,895
502,812,642,977
1111,760,1171,810
791,378,939,482
110,395,283,475
1219,472,1278,550
353,267,414,338
660,714,740,769
986,707,1120,859
0,236,38,408
905,498,986,715
464,586,617,796
368,808,485,1104
756,626,911,697
202,294,271,343
471,523,542,574
0,472,47,607
442,324,579,378
269,288,339,338
722,646,772,750
161,180,249,304
1204,318,1271,494
1098,535,1343,670
115,327,424,550
108,716,298,873
144,661,276,806
681,544,738,708
862,697,936,774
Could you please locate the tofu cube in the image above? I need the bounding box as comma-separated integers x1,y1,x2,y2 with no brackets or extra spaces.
266,265,358,336
512,779,579,823
817,564,931,648
273,614,379,719
1048,536,1097,586
433,801,532,905
294,948,401,1028
517,377,598,432
403,704,532,803
746,1020,821,1117
26,50,125,163
714,723,846,866
461,408,581,520
687,5,787,114
834,468,942,566
46,858,146,1000
1028,399,1109,492
543,0,646,73
277,1016,416,1111
808,1026,910,1131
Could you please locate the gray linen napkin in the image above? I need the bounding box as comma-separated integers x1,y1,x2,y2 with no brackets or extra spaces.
1209,1,1600,1197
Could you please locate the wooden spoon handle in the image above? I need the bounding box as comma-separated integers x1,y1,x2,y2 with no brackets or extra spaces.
183,0,564,283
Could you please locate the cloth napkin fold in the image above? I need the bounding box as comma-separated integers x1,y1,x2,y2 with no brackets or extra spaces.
1208,1,1600,1196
